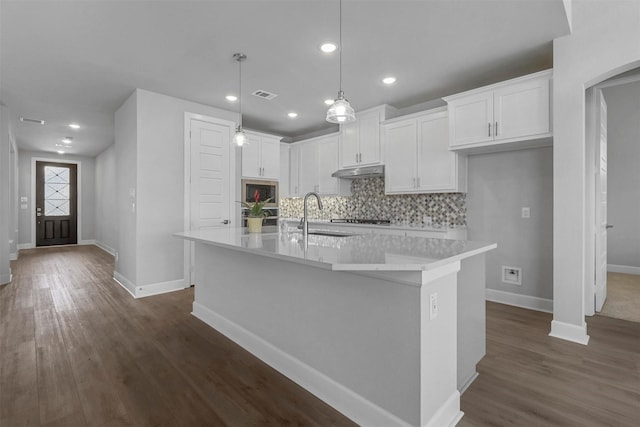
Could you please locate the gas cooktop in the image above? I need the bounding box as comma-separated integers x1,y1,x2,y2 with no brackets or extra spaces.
330,219,391,225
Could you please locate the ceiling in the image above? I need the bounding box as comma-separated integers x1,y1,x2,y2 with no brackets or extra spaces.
0,0,570,157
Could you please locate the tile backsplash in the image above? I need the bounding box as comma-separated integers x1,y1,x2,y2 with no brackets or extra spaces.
280,177,466,226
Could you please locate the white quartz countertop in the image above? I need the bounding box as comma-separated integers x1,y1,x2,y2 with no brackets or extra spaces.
279,218,466,233
175,227,495,272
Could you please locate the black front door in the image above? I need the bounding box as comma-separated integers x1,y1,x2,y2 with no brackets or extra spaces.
36,161,78,246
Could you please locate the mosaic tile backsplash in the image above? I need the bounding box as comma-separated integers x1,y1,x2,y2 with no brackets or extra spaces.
280,177,466,226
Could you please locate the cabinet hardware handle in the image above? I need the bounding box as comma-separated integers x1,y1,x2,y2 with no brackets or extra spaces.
495,122,498,136
488,123,491,137
222,220,230,224
359,153,362,162
412,177,416,188
417,177,420,187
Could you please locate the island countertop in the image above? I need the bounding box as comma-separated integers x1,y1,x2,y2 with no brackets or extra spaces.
175,227,496,272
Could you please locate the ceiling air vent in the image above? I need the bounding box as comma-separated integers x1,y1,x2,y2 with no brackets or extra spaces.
251,89,278,100
20,117,45,125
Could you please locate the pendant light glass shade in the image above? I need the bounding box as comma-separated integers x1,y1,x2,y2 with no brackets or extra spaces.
232,53,248,146
326,0,355,124
232,125,248,146
326,90,356,123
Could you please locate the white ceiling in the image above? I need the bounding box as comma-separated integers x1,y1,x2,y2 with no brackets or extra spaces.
0,0,570,157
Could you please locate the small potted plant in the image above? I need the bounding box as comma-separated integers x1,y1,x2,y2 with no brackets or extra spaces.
243,189,271,233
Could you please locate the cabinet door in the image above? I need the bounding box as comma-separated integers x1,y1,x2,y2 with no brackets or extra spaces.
279,144,290,197
494,76,549,141
260,138,281,180
241,134,261,178
448,91,493,147
418,113,457,191
340,121,359,168
289,145,300,197
357,109,382,166
298,143,317,194
384,120,418,194
317,135,340,195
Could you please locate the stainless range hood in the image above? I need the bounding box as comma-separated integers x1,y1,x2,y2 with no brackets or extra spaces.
331,165,384,179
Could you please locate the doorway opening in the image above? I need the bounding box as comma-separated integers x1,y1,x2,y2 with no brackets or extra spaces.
35,161,78,247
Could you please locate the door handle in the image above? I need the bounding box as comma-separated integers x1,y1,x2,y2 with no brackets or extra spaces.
222,220,230,224
606,224,614,229
488,123,491,137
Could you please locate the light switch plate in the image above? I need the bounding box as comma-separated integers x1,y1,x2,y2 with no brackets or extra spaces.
429,293,438,320
522,207,530,218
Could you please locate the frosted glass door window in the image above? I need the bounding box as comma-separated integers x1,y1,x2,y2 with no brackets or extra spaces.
44,166,70,216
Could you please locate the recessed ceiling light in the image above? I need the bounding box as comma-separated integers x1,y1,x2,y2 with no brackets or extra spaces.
62,137,73,144
225,95,237,102
288,112,298,118
320,43,337,53
324,99,335,105
382,76,397,85
69,123,80,129
57,150,65,154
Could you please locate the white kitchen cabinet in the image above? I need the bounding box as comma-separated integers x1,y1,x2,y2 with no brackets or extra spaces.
242,131,281,180
383,108,466,194
444,70,551,153
339,105,396,168
279,143,290,197
290,133,349,197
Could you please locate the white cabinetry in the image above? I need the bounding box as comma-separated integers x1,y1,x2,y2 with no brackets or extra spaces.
241,131,281,180
383,108,466,194
279,143,290,197
339,105,396,168
444,70,551,153
289,134,349,197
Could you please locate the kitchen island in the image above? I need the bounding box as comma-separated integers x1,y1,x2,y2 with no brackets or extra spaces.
175,227,495,427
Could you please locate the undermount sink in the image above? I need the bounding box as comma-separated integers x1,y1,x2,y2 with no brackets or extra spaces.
296,230,358,237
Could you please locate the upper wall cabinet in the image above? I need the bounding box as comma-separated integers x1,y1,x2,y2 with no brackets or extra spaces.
444,70,552,154
383,107,466,194
339,105,397,168
290,133,350,197
242,131,282,180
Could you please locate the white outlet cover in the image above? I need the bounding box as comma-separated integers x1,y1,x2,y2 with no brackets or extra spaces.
502,266,522,285
522,207,530,218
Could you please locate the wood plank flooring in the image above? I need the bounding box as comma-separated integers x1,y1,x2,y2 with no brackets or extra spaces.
1,246,356,427
2,246,639,426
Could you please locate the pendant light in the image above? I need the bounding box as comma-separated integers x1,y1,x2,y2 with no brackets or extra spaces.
232,53,248,146
326,0,356,124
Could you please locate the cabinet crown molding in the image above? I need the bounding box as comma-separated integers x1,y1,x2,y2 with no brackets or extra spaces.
442,69,552,102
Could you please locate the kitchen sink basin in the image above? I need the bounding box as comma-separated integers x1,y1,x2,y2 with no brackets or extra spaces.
294,230,358,237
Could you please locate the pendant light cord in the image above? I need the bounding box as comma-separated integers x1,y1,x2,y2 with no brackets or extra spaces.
238,57,243,128
339,0,343,93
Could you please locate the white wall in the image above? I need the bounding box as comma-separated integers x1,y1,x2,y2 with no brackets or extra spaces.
603,81,640,270
95,144,117,255
552,0,640,343
17,151,96,246
114,92,138,286
114,89,237,293
0,105,15,284
467,147,553,310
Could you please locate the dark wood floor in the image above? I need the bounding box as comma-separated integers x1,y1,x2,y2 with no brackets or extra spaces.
2,246,639,426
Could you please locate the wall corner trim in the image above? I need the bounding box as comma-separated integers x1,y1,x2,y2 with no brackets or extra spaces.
113,271,137,298
134,279,185,299
549,320,590,345
485,289,553,313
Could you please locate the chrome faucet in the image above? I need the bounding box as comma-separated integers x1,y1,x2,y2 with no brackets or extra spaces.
301,192,323,236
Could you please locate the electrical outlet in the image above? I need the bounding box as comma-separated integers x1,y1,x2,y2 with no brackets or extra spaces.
429,293,438,320
522,207,530,218
502,266,522,285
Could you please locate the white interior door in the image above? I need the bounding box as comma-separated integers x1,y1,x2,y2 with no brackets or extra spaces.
185,116,233,286
594,92,608,312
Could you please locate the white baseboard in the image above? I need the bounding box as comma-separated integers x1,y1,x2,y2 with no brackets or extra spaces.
113,271,136,298
608,264,640,275
549,320,590,345
79,239,96,246
486,289,553,313
0,272,11,285
135,279,185,298
17,243,34,250
192,301,413,427
9,252,18,261
94,241,116,256
458,371,479,395
424,390,463,427
113,271,185,299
